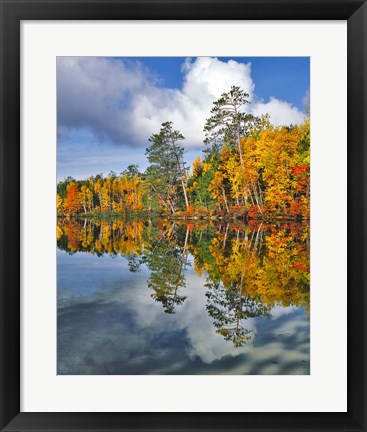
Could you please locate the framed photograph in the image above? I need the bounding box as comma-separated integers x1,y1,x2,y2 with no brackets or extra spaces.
1,0,366,431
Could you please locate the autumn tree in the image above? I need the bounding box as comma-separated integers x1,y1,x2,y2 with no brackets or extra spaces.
79,185,93,214
204,86,265,212
188,157,217,213
57,176,75,200
64,182,80,215
208,146,233,213
57,194,64,215
94,177,103,210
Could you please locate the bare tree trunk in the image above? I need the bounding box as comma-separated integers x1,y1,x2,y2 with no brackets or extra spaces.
253,223,263,254
238,135,245,171
247,188,256,208
168,198,176,214
98,192,102,209
181,180,189,209
222,189,229,213
223,223,229,249
235,191,240,206
257,180,264,206
234,105,245,173
82,196,87,214
251,181,263,214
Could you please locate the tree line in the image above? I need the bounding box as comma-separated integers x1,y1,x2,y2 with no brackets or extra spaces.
57,86,310,220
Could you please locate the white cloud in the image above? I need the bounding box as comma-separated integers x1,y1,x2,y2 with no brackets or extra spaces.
58,57,306,149
128,57,256,147
251,97,305,127
183,57,255,102
302,89,310,109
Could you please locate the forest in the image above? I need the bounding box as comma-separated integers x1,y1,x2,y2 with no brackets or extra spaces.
57,86,310,221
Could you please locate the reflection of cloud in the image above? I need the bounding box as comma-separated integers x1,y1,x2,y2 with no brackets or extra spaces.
57,57,306,149
58,252,254,365
270,304,297,320
173,272,256,364
57,252,310,375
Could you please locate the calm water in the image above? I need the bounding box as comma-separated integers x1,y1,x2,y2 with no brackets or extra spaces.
57,218,310,375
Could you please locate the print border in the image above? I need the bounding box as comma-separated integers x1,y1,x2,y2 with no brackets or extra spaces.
0,0,366,431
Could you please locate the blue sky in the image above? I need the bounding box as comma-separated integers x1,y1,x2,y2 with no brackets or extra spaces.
57,57,309,181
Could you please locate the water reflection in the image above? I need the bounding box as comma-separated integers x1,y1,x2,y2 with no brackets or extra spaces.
57,218,310,374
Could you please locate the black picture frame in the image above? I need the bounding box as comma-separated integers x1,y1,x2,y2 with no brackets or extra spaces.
0,1,366,431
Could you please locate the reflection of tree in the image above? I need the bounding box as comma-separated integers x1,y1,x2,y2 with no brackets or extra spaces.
206,280,269,347
57,218,145,256
143,225,189,314
57,218,310,323
127,255,142,273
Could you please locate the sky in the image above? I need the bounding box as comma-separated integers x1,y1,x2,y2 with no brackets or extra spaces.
57,57,310,181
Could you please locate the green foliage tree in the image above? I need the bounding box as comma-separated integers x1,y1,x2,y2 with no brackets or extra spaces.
145,121,189,212
204,85,257,167
122,164,140,178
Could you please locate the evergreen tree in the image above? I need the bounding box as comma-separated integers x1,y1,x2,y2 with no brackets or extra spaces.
145,121,189,212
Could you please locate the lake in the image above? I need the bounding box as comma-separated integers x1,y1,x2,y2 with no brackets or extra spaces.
57,218,310,375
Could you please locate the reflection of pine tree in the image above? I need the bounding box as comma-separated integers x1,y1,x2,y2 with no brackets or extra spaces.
148,252,187,314
143,226,189,314
205,280,269,347
127,255,142,273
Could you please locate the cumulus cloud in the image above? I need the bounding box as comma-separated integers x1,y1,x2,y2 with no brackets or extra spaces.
57,57,305,149
302,89,310,110
57,57,153,143
251,97,305,126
